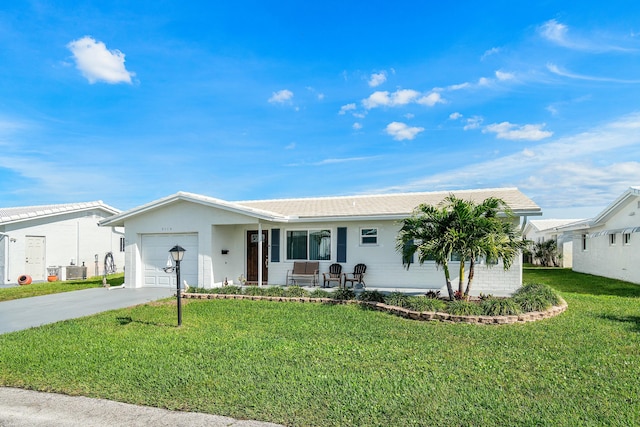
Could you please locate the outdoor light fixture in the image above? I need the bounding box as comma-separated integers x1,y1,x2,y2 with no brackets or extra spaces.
164,244,186,326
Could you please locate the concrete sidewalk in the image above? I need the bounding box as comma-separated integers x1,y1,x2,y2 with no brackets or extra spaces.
0,387,283,427
0,286,173,334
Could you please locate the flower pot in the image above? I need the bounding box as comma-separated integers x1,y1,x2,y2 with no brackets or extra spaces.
47,275,58,282
18,275,32,285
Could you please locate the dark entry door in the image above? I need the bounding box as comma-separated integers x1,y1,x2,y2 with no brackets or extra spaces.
246,230,268,285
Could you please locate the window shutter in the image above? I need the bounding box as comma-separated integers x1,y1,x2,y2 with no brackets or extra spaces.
337,227,347,263
271,229,280,262
402,239,414,265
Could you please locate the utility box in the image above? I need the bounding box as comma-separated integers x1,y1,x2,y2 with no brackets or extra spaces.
66,266,87,280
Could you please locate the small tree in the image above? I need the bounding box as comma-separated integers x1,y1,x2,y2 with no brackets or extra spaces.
397,202,457,300
397,195,527,299
533,239,560,267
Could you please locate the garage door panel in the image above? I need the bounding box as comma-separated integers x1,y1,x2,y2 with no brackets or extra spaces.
141,234,198,288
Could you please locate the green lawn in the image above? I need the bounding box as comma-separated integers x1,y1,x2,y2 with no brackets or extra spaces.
0,274,124,302
0,269,639,426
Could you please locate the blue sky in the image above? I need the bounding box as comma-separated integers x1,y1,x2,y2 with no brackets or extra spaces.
1,1,640,218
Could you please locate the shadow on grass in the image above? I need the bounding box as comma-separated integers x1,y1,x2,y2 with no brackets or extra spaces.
599,314,640,333
115,316,176,328
524,268,640,298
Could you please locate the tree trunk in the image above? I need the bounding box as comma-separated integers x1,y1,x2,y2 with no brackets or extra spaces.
458,259,465,294
443,263,455,300
464,257,475,297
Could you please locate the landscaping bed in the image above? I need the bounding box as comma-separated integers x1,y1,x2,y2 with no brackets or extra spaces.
183,282,567,324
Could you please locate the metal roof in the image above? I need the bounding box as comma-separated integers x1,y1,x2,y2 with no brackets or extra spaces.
100,187,540,227
236,187,541,219
0,201,120,226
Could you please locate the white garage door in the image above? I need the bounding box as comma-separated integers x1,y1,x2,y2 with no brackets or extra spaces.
141,234,198,288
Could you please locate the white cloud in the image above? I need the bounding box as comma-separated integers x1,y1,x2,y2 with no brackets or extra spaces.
538,19,635,52
339,103,356,115
483,122,553,141
368,71,387,87
539,19,569,46
374,113,640,209
352,122,362,130
417,92,444,106
268,89,294,104
481,47,501,60
547,63,640,83
362,89,442,109
385,121,425,141
449,112,463,120
495,70,514,81
285,142,296,150
363,91,391,109
463,116,483,130
67,36,134,84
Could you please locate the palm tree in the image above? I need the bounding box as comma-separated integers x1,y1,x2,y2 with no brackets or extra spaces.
398,195,527,299
397,202,457,300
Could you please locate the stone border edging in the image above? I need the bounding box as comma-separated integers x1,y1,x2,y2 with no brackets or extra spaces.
182,292,568,325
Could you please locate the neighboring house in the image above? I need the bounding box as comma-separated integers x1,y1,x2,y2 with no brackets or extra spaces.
522,219,584,268
0,201,124,285
561,187,640,284
100,187,541,297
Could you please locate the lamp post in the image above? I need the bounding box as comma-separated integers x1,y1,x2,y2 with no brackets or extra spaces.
167,245,186,326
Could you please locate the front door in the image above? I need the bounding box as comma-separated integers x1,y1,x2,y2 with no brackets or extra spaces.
25,236,46,281
246,230,268,285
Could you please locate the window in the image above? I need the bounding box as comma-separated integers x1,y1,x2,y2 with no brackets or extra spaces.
360,228,378,245
286,229,331,260
624,233,631,245
609,234,616,246
119,237,125,252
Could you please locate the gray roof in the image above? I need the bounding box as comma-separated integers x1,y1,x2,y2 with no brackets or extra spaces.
525,219,585,233
236,187,541,219
0,201,120,225
100,187,540,227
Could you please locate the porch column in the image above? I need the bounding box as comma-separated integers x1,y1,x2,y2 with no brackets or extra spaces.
258,222,263,287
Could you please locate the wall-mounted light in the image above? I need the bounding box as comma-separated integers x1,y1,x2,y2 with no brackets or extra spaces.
221,249,229,255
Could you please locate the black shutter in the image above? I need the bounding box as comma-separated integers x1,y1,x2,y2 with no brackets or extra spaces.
337,227,347,263
271,229,280,262
402,239,414,265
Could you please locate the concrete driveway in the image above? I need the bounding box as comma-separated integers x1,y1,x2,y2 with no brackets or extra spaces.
0,286,173,334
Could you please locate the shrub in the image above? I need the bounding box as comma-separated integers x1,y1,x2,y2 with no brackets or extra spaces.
406,296,446,312
309,289,331,299
213,286,242,295
515,294,552,313
384,291,410,308
446,300,483,316
425,290,441,299
332,288,356,301
357,290,386,303
242,286,270,296
284,286,309,298
513,282,561,312
264,287,286,297
481,297,522,316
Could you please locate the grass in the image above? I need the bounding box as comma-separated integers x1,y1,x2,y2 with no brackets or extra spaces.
0,269,639,426
0,274,124,302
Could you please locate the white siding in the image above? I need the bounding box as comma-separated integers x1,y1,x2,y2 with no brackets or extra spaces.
1,210,124,284
573,193,640,284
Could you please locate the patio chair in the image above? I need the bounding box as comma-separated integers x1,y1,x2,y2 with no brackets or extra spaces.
322,263,342,288
343,263,366,289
